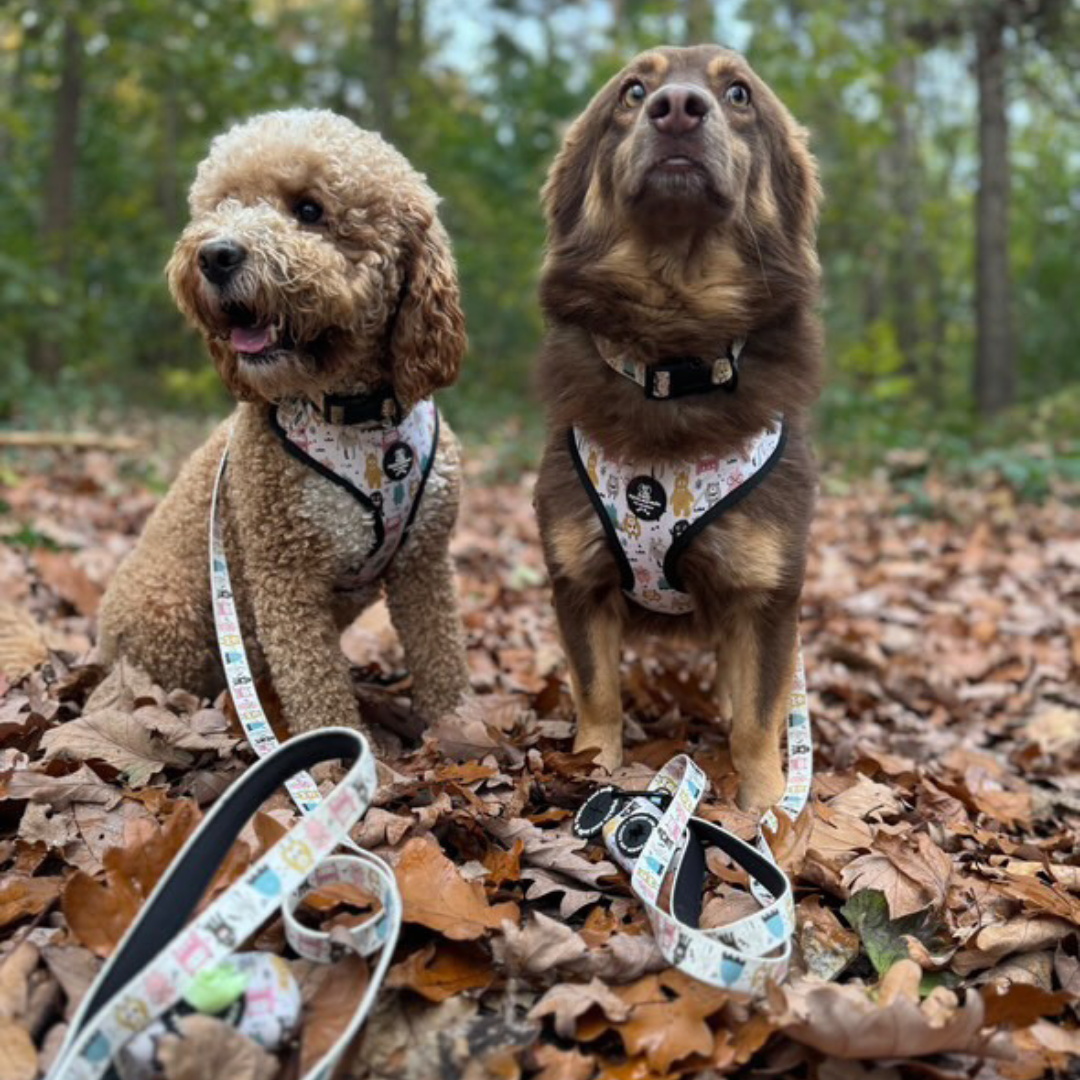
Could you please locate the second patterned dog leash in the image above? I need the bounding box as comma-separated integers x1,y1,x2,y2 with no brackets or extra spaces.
573,653,812,994
47,727,401,1080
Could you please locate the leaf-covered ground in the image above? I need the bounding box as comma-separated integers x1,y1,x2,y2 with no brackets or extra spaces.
1,439,1079,1080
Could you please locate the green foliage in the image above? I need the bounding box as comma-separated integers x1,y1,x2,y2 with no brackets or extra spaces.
841,889,957,994
1,0,1077,465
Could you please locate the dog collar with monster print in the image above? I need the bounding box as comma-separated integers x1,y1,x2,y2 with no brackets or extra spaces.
594,335,746,399
569,420,786,615
269,397,439,587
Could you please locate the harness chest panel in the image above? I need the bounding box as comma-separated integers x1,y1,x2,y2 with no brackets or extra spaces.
271,397,439,588
569,422,785,615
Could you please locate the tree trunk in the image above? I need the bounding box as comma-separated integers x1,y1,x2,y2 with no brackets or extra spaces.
886,41,923,381
34,11,83,377
369,0,402,143
685,0,715,43
973,3,1015,415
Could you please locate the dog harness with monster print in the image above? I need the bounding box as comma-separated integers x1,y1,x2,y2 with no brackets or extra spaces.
569,421,786,615
270,397,439,588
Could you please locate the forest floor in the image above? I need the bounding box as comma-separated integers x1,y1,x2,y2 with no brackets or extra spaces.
1,435,1079,1080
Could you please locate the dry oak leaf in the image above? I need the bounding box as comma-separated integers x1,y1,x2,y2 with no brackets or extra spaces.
528,976,630,1038
841,832,952,917
0,603,47,681
769,960,1006,1060
40,709,193,787
952,917,1074,976
0,875,62,931
981,982,1072,1029
41,945,100,1020
520,867,601,918
83,659,156,715
397,836,520,940
576,968,730,1073
63,801,200,956
388,941,494,1002
530,1044,596,1080
826,774,904,821
0,1018,37,1080
797,895,860,981
807,801,875,871
494,912,588,978
299,953,369,1076
157,1013,277,1080
5,764,119,810
486,817,619,890
0,943,38,1019
34,549,102,617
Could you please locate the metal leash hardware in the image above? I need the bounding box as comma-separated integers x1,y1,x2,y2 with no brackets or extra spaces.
572,649,813,994
48,726,403,1080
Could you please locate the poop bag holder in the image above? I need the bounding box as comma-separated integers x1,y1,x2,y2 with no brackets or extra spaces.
573,652,813,995
47,727,401,1080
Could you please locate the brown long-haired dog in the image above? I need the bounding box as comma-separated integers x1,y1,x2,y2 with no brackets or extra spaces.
534,46,823,810
99,109,470,738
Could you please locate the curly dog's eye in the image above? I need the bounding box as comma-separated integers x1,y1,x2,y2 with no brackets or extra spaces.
295,199,324,224
724,83,752,109
620,81,647,109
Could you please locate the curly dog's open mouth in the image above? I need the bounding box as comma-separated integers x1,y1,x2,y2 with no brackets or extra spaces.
222,304,294,362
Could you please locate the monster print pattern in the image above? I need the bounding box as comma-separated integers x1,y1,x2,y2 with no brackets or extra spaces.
274,397,438,588
571,421,784,614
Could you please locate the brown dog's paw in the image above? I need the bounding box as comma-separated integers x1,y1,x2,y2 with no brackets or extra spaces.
573,733,623,774
735,765,787,813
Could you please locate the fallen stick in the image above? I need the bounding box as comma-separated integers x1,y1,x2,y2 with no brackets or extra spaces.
0,431,143,452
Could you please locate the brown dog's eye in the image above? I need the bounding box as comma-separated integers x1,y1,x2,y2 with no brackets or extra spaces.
724,83,752,108
620,80,647,108
295,199,323,224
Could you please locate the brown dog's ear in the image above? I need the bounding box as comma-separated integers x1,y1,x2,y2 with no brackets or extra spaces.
390,216,467,409
541,78,616,239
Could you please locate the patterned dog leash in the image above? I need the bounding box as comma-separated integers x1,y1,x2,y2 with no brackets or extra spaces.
47,727,401,1080
573,652,812,994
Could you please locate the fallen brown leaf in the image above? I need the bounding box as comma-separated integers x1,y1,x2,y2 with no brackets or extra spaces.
397,836,520,940
388,941,494,1002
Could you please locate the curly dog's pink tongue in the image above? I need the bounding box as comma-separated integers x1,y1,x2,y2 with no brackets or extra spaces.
231,325,273,354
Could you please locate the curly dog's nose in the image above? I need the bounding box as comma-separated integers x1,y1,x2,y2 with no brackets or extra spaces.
647,85,711,136
198,239,247,286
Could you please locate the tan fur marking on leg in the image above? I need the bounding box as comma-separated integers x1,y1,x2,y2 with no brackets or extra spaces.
550,516,603,579
567,610,624,772
726,619,788,811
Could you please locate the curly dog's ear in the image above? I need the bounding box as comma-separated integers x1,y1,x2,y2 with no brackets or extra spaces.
390,216,467,409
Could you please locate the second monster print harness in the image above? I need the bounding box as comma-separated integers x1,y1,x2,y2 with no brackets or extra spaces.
570,421,786,615
270,397,439,588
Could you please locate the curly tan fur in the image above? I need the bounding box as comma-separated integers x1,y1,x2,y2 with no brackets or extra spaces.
98,109,470,738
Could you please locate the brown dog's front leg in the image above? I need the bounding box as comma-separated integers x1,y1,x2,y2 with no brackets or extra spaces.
723,598,799,812
384,547,470,722
553,579,625,772
248,573,365,735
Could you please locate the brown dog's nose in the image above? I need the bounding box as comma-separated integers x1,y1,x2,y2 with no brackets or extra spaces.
647,84,711,136
198,239,247,287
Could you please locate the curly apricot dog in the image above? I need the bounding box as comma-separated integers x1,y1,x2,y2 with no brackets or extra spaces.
98,109,471,737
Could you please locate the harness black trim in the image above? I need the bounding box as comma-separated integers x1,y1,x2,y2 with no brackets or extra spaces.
268,406,441,563
663,423,787,592
567,428,635,594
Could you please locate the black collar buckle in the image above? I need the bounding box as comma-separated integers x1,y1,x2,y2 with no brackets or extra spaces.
645,349,739,400
322,387,402,427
